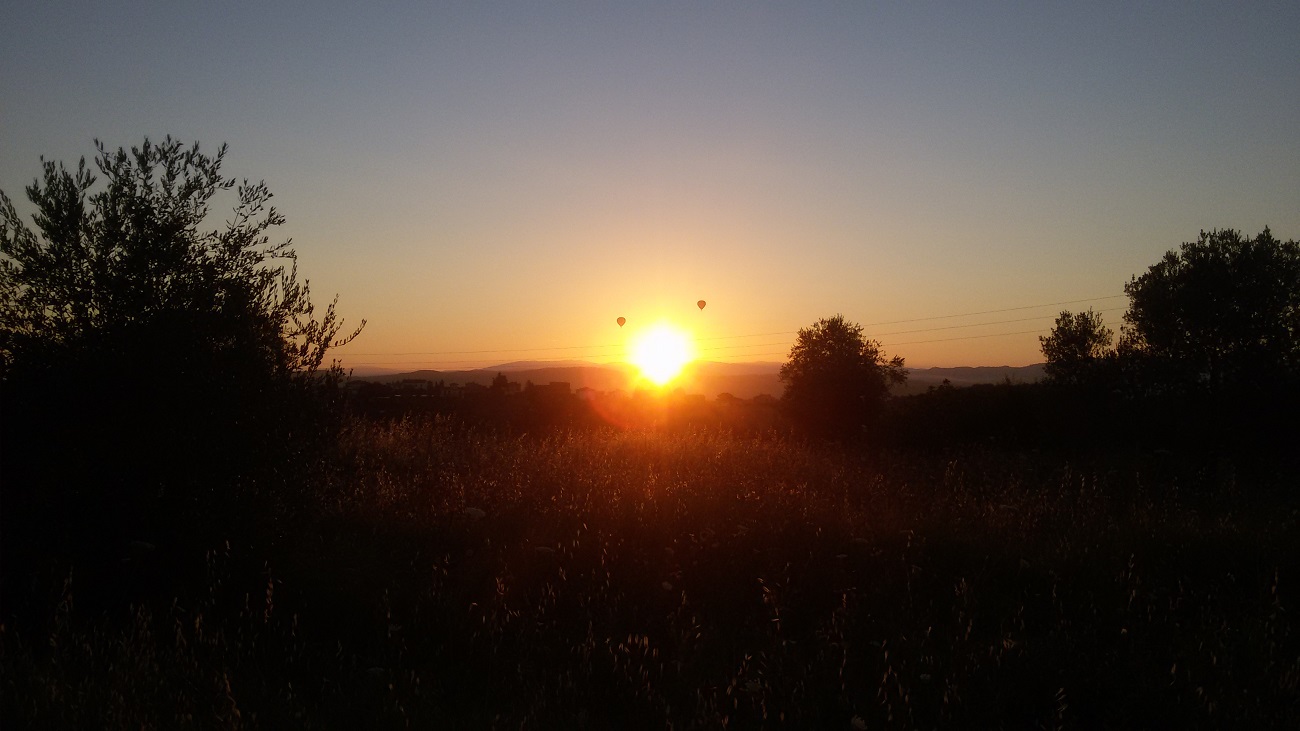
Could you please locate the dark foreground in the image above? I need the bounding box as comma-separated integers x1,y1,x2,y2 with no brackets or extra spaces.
3,419,1298,728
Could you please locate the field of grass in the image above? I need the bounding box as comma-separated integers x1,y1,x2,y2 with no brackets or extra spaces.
4,417,1298,728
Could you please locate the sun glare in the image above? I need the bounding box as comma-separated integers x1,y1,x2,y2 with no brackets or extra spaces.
629,324,695,386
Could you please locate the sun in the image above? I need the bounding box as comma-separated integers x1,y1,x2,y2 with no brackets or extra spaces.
629,324,695,387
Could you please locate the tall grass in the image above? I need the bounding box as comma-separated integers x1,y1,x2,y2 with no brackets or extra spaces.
4,417,1297,728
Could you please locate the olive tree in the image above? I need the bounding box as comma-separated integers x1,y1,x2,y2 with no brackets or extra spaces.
1122,227,1300,392
0,137,360,379
1039,309,1115,386
780,314,906,438
0,137,362,542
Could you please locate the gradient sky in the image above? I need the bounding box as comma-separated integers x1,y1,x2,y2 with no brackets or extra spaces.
3,2,1297,371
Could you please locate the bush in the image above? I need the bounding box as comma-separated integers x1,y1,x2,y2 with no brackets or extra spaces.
0,137,361,601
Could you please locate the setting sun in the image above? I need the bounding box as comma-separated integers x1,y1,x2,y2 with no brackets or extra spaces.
628,324,695,386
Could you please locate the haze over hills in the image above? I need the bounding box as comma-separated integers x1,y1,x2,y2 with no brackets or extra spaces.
348,361,1045,400
900,365,1046,395
486,360,602,371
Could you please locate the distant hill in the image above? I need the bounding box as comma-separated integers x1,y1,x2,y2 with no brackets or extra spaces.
357,366,628,392
349,361,1044,400
486,359,600,371
350,361,784,399
899,364,1046,395
675,362,784,399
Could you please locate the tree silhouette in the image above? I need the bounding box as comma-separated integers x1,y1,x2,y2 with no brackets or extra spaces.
0,137,360,379
1040,309,1114,386
0,137,362,551
1122,228,1300,393
780,315,906,438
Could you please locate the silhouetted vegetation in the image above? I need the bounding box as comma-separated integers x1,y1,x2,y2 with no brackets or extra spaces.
1040,308,1115,388
3,143,1298,729
1039,227,1300,453
4,422,1296,728
780,314,906,439
1,138,361,624
1123,227,1300,394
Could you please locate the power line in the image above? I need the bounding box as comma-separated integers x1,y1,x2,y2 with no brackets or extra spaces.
335,342,623,357
693,331,796,342
338,323,1081,366
341,311,1124,362
862,294,1126,327
690,329,1067,362
885,328,1052,346
340,324,1060,367
333,294,1126,363
687,308,1129,353
873,307,1125,337
714,327,1067,358
690,295,1126,343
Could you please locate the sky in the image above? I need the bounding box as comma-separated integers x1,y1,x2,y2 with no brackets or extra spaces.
3,2,1297,371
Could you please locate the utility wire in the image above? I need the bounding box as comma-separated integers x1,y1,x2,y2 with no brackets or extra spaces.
687,329,1068,362
341,326,1066,367
336,294,1125,358
861,294,1126,327
687,307,1126,354
872,306,1125,337
688,296,1129,342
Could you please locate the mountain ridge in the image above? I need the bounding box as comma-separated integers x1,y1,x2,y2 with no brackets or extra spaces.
347,362,1045,399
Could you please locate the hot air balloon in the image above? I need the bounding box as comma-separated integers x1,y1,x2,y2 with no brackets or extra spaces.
697,300,707,310
616,317,626,328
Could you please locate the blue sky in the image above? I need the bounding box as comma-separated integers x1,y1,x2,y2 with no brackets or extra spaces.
3,2,1297,369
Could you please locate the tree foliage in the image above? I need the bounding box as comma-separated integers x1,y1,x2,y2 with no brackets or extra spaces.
1031,228,1300,450
780,315,906,437
0,137,360,380
1122,227,1300,392
0,137,362,545
1039,308,1114,386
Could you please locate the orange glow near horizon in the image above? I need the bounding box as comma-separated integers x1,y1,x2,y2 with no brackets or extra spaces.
628,323,695,386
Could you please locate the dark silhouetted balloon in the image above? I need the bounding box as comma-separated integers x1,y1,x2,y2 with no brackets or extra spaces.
697,300,707,310
616,317,626,328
